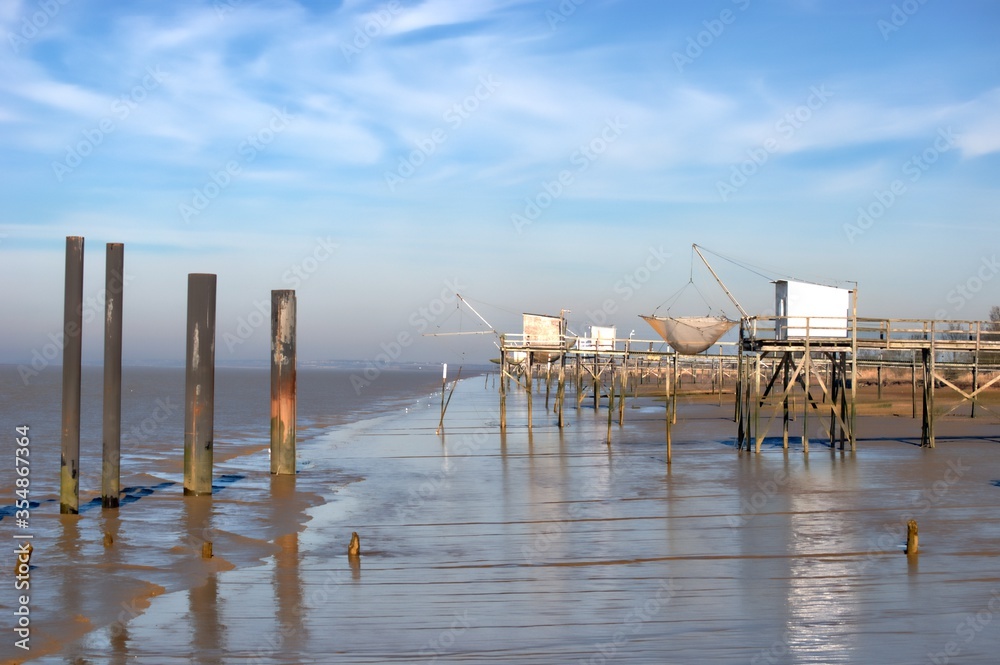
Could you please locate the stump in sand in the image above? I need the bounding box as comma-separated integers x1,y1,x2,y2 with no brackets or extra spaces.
905,519,918,555
348,532,361,557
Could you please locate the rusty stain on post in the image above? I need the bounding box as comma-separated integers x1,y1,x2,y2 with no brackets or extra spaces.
60,236,84,515
185,274,217,495
102,243,125,509
271,290,296,475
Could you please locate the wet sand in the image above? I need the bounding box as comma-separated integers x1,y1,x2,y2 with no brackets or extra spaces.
15,378,1000,664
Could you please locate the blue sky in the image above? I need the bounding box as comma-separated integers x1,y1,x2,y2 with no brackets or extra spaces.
2,0,999,367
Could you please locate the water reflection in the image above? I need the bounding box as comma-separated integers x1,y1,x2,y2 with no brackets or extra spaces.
784,454,860,663
183,496,225,664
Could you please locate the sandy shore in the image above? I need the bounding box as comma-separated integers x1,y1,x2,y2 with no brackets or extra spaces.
11,376,1000,663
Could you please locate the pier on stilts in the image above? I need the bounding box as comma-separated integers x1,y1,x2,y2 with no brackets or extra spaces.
737,312,1000,452
495,310,1000,454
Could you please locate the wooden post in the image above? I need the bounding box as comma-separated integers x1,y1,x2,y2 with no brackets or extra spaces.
545,361,552,411
671,354,679,425
665,358,672,464
849,288,858,452
526,352,533,430
606,365,614,445
905,519,918,554
618,358,626,426
102,243,125,509
593,353,600,411
911,351,918,420
928,330,936,449
557,353,566,428
877,363,883,401
499,336,507,431
438,362,447,424
184,274,217,496
271,290,296,475
782,353,790,450
803,327,810,454
753,354,762,454
60,236,84,515
575,354,582,410
972,324,980,419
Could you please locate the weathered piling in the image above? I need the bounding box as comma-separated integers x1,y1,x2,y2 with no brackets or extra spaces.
905,519,918,554
499,336,507,431
270,290,297,475
437,363,447,429
102,243,125,509
60,236,84,515
184,274,217,495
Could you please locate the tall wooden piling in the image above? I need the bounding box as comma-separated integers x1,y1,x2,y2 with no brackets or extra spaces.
60,236,84,515
270,289,296,475
184,274,217,495
102,243,125,509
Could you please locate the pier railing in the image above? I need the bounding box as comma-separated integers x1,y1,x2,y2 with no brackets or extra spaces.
745,315,1000,353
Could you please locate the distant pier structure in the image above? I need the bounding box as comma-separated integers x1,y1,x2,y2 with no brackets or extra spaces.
495,285,1000,453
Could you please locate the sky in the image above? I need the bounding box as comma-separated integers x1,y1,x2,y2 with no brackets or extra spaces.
1,0,999,370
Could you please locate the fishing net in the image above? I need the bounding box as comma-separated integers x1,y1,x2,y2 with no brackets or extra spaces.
640,315,736,355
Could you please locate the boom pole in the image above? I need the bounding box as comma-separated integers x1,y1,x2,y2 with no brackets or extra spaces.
692,244,751,321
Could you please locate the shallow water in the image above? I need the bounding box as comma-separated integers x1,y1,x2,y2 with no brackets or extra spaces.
12,374,1000,664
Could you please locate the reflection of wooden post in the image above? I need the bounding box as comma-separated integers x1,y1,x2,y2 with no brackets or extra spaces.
102,243,125,509
271,290,296,475
905,519,918,554
184,274,217,496
60,236,84,515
